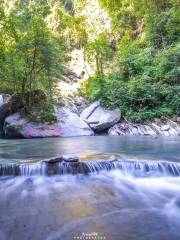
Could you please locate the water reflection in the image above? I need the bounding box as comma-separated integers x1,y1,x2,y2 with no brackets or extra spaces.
0,136,180,164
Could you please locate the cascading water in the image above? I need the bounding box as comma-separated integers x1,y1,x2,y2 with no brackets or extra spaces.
1,159,180,177
0,137,180,240
1,167,180,240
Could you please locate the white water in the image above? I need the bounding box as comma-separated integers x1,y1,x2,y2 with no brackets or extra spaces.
0,136,180,239
1,159,180,177
0,171,180,240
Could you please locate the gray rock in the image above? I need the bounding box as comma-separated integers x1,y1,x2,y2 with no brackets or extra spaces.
80,102,121,132
108,121,180,136
63,96,90,115
4,113,61,138
3,107,94,138
55,107,94,137
161,125,170,131
43,157,62,164
177,117,180,123
80,101,100,120
108,122,156,136
43,155,79,164
61,155,79,162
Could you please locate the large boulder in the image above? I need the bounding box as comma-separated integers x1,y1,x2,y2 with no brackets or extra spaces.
0,90,45,126
63,96,90,115
80,101,121,132
3,113,61,138
3,107,94,138
55,107,94,137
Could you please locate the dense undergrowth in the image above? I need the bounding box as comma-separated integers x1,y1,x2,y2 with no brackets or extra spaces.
0,0,179,122
83,0,180,121
84,44,180,121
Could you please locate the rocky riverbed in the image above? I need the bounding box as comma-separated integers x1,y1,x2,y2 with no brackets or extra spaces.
0,94,179,138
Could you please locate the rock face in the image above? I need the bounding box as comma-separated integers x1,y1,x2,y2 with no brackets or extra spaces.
55,107,94,137
0,91,45,126
3,107,94,138
4,113,61,138
80,101,121,132
108,120,180,136
63,96,90,115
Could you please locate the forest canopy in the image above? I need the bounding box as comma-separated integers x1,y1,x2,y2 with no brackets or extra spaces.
0,0,179,122
84,0,180,121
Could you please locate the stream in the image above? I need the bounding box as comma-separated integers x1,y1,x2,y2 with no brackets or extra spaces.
0,136,180,240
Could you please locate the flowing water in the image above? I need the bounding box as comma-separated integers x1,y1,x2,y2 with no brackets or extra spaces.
0,136,180,240
0,136,180,164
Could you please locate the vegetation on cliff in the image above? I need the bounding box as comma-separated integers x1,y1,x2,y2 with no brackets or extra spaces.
0,0,179,122
84,0,180,121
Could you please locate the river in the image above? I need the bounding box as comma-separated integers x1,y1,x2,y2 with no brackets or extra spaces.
0,136,180,240
0,136,180,164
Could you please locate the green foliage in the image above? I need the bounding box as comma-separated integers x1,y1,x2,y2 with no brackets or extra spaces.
82,75,102,99
0,1,65,99
84,34,114,77
0,0,179,123
47,2,88,49
85,44,180,121
82,0,180,122
26,100,58,124
0,0,72,123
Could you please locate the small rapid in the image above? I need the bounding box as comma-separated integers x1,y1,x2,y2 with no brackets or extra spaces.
1,159,180,177
0,169,180,240
0,136,180,240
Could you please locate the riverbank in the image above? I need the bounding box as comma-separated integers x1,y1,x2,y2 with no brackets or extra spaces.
0,94,179,138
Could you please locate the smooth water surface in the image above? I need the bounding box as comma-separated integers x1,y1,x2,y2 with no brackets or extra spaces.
0,136,180,164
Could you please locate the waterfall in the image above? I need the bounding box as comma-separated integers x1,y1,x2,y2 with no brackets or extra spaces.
85,160,180,177
0,159,180,177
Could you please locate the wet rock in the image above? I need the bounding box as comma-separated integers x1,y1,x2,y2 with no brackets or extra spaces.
47,162,59,175
44,155,79,164
80,101,121,132
61,155,79,162
43,157,62,164
70,162,89,174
